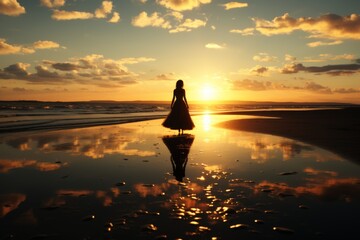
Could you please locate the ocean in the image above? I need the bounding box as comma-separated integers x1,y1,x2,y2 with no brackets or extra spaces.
0,101,355,133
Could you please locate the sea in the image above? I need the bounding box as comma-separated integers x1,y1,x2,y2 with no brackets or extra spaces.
0,101,359,239
0,100,355,133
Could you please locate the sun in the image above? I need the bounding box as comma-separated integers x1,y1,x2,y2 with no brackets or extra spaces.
200,85,217,101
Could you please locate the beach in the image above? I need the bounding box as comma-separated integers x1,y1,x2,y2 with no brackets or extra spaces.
0,108,359,239
217,107,360,164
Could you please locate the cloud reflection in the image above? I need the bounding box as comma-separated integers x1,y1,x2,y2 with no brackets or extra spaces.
252,168,360,202
0,193,26,218
0,159,66,173
2,125,157,159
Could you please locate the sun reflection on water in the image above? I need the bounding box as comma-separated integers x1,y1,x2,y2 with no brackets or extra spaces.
202,111,212,132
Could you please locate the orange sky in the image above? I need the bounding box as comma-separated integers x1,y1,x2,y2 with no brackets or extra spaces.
0,0,359,103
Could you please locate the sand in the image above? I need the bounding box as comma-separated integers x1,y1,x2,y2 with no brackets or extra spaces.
217,107,360,164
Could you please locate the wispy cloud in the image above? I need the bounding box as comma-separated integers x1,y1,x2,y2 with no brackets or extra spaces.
253,53,277,62
0,0,25,16
153,72,176,80
169,18,206,33
307,40,343,48
0,39,62,55
230,27,255,36
250,66,269,75
231,79,360,94
232,79,280,91
52,9,94,20
221,2,248,10
156,0,211,11
285,54,296,62
132,11,171,29
132,11,206,33
205,43,225,49
32,40,61,49
49,0,120,23
302,54,356,63
253,13,360,40
40,0,66,9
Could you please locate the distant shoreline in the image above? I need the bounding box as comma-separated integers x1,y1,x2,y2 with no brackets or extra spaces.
217,107,360,164
0,99,359,106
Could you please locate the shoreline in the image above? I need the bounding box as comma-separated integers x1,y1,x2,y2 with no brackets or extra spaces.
216,107,360,164
1,108,359,165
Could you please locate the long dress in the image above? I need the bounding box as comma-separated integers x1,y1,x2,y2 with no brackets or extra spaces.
162,88,195,130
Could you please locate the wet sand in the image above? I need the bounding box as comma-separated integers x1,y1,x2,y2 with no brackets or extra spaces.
217,107,360,163
1,113,359,239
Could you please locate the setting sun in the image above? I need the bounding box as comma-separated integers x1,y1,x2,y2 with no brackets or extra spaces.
200,85,217,101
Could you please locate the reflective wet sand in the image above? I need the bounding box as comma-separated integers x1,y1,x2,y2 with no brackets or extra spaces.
0,114,359,239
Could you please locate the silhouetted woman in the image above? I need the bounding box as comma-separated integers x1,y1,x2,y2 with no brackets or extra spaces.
162,80,195,134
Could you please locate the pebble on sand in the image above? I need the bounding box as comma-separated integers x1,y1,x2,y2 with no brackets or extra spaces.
273,226,294,234
230,224,249,230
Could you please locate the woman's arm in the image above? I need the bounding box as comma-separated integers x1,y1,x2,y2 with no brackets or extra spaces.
183,89,189,109
170,90,175,109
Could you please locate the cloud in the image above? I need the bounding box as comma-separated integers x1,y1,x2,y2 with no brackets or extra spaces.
251,65,268,75
40,0,66,8
156,0,211,11
303,81,332,94
221,2,248,10
45,0,118,23
0,159,66,173
0,63,30,79
231,79,360,94
205,43,225,49
132,11,206,33
307,40,343,48
253,53,277,62
169,18,206,33
285,54,296,62
52,9,94,20
118,57,156,65
179,18,206,28
253,13,360,40
0,0,25,16
302,54,356,63
154,73,176,80
32,40,61,49
0,39,62,55
108,11,120,23
132,11,171,28
95,0,113,19
0,38,22,55
52,62,82,71
280,62,360,75
0,54,155,86
230,27,254,36
232,79,275,91
169,11,184,21
0,193,26,218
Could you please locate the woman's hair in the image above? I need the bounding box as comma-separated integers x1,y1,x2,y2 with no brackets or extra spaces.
176,79,184,89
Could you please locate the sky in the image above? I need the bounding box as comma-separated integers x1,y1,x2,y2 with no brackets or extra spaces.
0,0,359,103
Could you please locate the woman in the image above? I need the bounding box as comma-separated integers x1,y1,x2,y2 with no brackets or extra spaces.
162,80,195,134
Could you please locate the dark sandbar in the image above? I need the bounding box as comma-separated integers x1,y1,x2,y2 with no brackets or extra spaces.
217,107,360,163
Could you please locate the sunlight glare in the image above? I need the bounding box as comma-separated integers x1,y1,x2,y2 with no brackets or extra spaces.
202,112,212,132
200,85,217,101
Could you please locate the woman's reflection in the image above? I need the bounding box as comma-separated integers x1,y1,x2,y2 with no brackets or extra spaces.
162,134,195,182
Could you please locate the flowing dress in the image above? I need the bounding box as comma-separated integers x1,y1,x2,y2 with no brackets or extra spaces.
162,88,195,130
